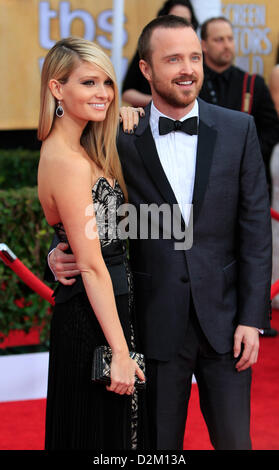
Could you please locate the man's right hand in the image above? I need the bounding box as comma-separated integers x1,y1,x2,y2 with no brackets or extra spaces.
49,242,80,285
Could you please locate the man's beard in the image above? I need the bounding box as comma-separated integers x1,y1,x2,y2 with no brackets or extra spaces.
215,50,235,67
151,73,201,108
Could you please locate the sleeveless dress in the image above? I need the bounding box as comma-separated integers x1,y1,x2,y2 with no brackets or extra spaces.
44,177,146,450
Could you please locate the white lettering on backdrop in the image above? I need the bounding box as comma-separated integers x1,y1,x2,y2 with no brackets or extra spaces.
223,3,272,75
38,1,128,79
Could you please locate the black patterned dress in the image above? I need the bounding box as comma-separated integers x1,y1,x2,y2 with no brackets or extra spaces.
44,177,146,450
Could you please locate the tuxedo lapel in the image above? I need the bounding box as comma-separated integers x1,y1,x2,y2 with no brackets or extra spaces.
134,99,218,224
134,104,179,208
192,99,217,222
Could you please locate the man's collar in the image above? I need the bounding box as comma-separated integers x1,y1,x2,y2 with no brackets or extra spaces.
150,100,199,136
151,99,199,121
204,63,233,81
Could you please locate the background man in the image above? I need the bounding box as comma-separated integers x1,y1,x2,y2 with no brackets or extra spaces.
199,16,279,199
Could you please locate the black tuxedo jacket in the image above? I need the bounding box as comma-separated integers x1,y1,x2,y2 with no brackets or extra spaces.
45,98,272,361
116,98,272,360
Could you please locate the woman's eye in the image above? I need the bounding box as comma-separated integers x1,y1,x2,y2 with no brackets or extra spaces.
82,80,95,86
105,80,113,86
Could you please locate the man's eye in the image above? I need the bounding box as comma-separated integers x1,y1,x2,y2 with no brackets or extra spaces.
169,57,178,63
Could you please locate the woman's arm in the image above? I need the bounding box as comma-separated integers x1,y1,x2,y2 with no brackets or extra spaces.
122,89,152,107
45,153,144,394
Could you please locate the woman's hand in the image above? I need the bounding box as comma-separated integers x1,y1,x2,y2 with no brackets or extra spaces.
119,106,145,134
106,351,146,395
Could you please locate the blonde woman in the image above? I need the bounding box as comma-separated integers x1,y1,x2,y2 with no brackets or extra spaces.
37,37,146,450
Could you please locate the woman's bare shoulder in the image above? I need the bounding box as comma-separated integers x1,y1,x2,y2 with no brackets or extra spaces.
40,140,93,177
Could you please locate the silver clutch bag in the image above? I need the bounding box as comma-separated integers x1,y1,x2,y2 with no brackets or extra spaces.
91,345,146,390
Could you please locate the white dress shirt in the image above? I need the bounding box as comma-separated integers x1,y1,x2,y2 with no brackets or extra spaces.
149,99,199,225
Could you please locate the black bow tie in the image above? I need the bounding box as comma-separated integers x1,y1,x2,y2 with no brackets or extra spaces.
159,116,198,136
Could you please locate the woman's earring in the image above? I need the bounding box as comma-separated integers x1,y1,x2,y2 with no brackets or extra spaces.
56,100,64,118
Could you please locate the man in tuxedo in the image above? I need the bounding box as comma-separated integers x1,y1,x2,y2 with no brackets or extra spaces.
47,16,272,450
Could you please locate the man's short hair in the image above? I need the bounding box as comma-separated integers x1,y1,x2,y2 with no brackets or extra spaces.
138,15,192,64
200,16,233,41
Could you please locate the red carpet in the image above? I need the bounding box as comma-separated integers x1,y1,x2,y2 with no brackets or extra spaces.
0,399,46,450
0,327,40,349
0,313,278,450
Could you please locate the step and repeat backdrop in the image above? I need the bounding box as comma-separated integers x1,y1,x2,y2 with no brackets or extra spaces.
0,0,278,130
223,1,279,77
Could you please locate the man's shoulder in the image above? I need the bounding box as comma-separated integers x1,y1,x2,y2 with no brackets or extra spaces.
230,64,246,77
198,99,256,147
117,120,142,160
198,97,253,124
117,125,138,146
230,65,265,88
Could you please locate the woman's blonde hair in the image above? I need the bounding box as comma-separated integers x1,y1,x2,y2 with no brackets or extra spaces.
38,36,127,200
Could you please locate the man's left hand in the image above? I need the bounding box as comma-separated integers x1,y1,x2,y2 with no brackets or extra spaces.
234,325,260,372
